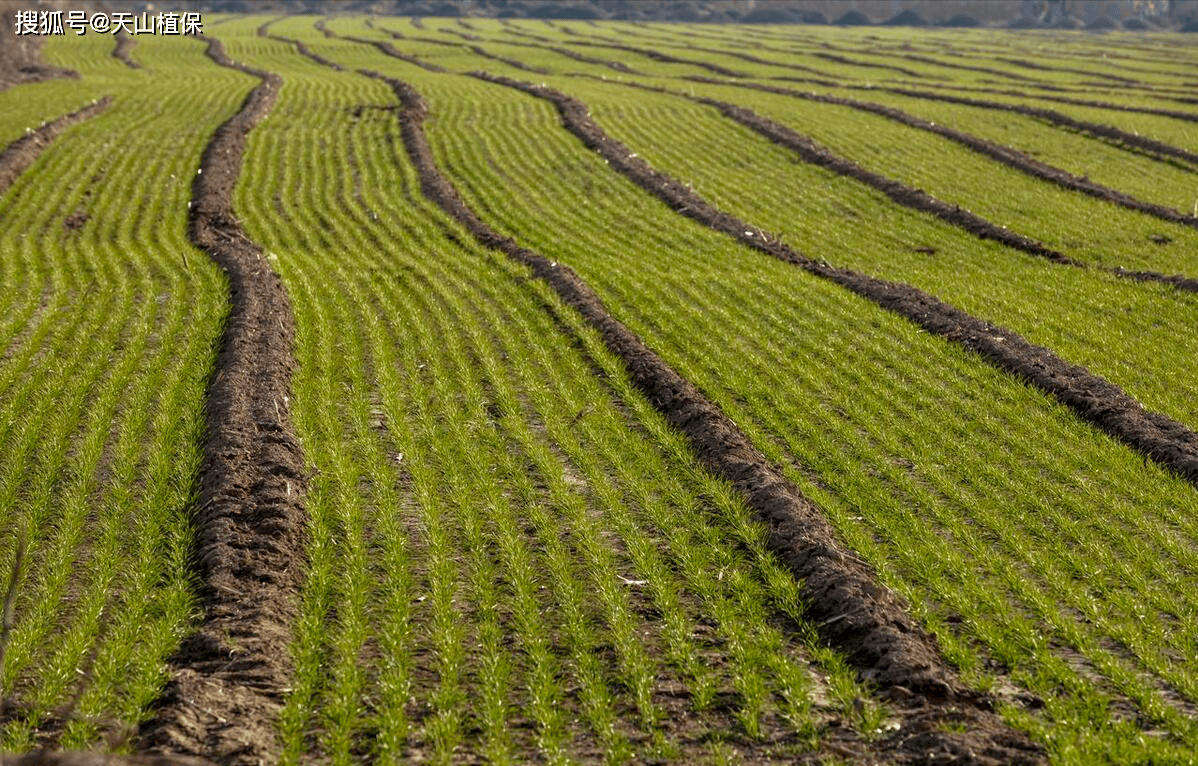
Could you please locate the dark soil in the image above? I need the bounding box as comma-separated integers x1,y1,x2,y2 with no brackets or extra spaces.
567,40,748,77
0,97,112,197
135,37,307,766
113,32,140,69
465,42,550,73
0,754,207,765
812,52,937,79
348,34,447,72
507,36,641,73
375,68,1044,765
0,7,78,91
869,85,1198,168
473,72,1198,487
685,77,1198,235
678,85,1077,265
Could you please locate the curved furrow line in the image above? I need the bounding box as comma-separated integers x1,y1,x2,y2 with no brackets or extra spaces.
363,65,1047,765
112,31,140,69
914,80,1198,125
462,42,549,74
0,97,112,198
376,23,555,75
346,34,446,73
856,85,1198,169
693,95,1075,263
470,71,1198,487
582,76,1075,268
566,39,748,78
136,36,307,766
809,52,944,81
687,77,1198,229
434,23,644,73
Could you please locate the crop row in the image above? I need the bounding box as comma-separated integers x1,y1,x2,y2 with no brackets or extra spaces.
3,15,1197,765
215,15,891,764
307,17,1198,762
0,33,253,750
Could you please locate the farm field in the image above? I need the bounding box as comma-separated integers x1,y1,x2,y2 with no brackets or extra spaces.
1,11,1197,766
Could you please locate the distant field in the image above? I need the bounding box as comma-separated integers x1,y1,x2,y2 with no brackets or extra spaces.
2,15,1197,766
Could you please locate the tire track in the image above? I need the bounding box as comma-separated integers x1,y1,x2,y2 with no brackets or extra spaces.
136,37,307,766
470,72,1198,487
0,98,112,199
365,67,1044,766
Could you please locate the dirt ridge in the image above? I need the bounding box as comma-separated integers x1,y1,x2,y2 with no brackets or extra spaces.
0,97,112,198
136,36,307,766
688,77,1198,234
866,85,1198,167
567,39,749,78
112,31,140,69
368,68,1044,765
470,72,1198,488
691,92,1079,265
347,34,447,72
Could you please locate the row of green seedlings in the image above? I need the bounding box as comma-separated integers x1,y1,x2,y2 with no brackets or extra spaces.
490,18,1198,158
381,16,1198,221
0,33,241,751
226,24,880,764
548,74,1198,433
624,19,1198,97
383,63,1198,763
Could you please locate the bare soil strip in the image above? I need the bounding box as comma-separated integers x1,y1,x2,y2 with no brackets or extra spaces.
566,39,749,78
136,37,307,766
367,67,1044,765
504,37,642,73
471,72,1198,488
347,33,447,73
862,85,1198,168
695,94,1079,265
113,31,140,69
0,97,112,198
812,52,942,80
685,77,1198,232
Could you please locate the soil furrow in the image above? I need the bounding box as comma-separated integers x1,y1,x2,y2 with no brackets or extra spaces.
0,97,112,199
693,94,1077,264
915,79,1198,123
367,67,1044,766
811,52,942,80
519,39,641,73
566,40,749,78
347,35,447,73
112,31,140,69
685,77,1198,232
861,85,1198,168
135,37,307,766
470,72,1198,488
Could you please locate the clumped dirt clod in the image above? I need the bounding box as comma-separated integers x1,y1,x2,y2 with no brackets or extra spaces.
472,72,1198,492
136,37,307,766
371,68,1044,765
0,98,112,198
